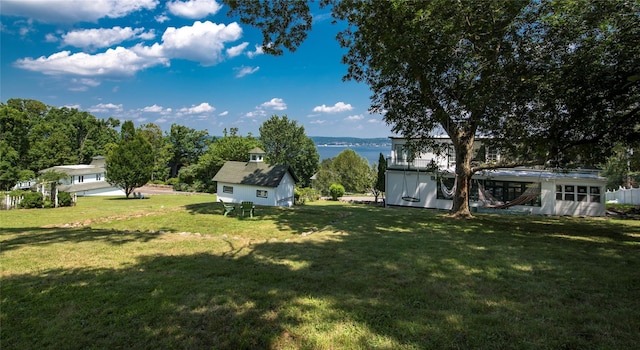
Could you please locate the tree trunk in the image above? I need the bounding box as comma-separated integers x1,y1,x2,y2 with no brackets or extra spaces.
450,134,475,218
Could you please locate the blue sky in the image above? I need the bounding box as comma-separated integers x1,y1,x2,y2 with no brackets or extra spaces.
0,0,392,138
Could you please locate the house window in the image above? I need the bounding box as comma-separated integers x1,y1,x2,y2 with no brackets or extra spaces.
486,147,498,162
436,178,479,202
96,173,102,181
577,186,588,201
223,186,233,194
256,190,268,198
482,180,540,206
447,146,456,165
556,185,598,202
589,187,601,203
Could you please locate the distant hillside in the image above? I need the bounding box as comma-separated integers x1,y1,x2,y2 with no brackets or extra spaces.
311,136,390,147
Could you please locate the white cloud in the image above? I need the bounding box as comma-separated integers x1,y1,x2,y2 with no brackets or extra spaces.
246,97,286,117
71,78,101,87
0,0,159,23
161,21,242,66
155,14,170,23
247,44,264,58
87,103,123,113
179,102,215,115
61,27,154,50
15,47,169,77
141,104,172,114
218,111,229,116
227,42,248,58
45,33,58,42
313,102,353,113
63,104,82,109
235,65,259,78
14,20,245,79
245,110,266,118
344,114,364,121
310,120,327,125
167,0,222,19
260,98,287,110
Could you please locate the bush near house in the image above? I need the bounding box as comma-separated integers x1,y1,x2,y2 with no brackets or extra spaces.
58,191,73,207
18,191,43,209
329,183,345,201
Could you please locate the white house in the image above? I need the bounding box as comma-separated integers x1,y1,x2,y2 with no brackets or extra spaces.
39,156,125,197
213,148,298,207
385,137,607,216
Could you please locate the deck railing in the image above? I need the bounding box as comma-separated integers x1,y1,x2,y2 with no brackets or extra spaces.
386,157,436,170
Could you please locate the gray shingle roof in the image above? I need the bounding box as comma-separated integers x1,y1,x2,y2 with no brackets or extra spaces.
212,161,298,187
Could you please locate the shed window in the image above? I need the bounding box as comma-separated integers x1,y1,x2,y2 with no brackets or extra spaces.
256,190,268,198
223,186,233,194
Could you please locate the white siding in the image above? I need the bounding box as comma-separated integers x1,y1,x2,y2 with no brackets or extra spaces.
386,169,606,216
216,172,295,207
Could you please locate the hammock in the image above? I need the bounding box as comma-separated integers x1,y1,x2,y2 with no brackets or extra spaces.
440,177,456,198
478,182,541,209
402,169,421,202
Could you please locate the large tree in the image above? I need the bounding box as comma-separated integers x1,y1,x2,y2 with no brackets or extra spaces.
332,149,372,193
226,0,639,217
106,121,154,198
167,124,209,178
259,115,319,187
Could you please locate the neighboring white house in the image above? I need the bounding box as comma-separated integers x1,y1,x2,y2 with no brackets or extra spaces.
213,148,298,207
385,137,607,216
39,156,125,197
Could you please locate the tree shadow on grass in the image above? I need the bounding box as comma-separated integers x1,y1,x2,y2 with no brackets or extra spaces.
0,227,162,253
184,201,348,235
3,208,640,349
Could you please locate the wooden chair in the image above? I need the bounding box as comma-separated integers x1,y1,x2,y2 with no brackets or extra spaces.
219,199,236,217
240,201,255,218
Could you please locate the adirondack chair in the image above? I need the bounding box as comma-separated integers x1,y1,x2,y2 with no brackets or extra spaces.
219,199,235,217
240,201,255,218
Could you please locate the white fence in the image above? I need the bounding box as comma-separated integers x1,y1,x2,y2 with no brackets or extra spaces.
606,187,640,205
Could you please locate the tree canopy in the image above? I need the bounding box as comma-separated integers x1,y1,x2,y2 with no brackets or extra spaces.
0,98,120,189
225,0,640,217
106,121,154,198
259,115,319,187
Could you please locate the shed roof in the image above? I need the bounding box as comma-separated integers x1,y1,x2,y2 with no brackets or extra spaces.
212,161,298,187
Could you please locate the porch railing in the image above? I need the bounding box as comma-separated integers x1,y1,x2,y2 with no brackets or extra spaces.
386,157,436,170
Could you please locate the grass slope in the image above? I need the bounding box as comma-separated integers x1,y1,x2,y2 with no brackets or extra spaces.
2,195,639,349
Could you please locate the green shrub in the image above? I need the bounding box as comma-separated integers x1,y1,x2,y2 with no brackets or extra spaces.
295,187,321,205
19,191,44,209
328,183,345,201
58,191,73,207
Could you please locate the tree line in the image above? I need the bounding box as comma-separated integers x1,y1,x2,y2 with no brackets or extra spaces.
1,98,385,198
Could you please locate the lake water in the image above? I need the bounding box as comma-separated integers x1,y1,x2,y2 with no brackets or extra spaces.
316,145,391,165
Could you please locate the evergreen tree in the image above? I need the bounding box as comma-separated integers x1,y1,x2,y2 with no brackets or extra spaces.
106,121,154,198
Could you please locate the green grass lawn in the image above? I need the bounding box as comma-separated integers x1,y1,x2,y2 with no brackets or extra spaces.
2,195,639,349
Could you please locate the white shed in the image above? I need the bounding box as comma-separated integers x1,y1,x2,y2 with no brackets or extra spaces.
213,148,298,207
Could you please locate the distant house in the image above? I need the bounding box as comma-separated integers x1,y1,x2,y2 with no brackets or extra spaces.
39,156,125,197
213,148,298,207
